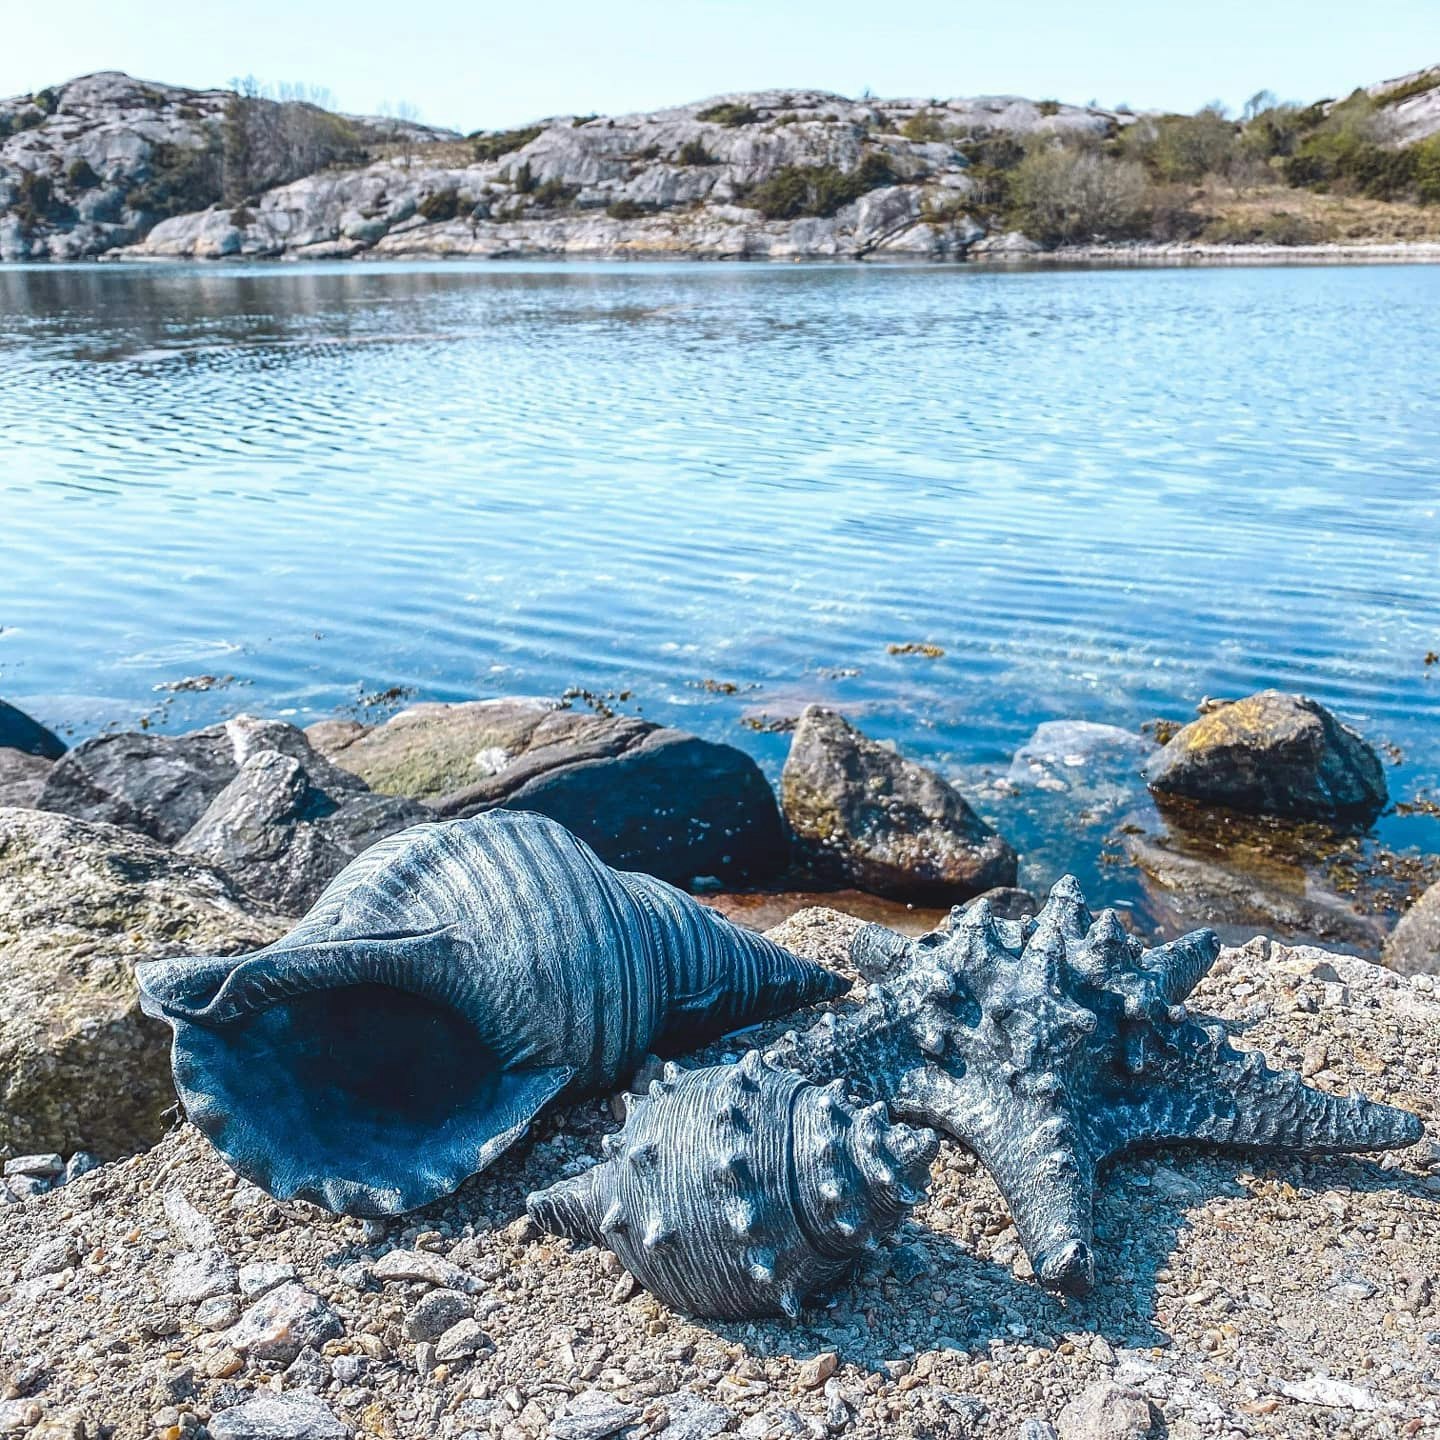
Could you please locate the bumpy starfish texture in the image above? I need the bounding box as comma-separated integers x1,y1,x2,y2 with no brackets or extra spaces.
766,876,1422,1297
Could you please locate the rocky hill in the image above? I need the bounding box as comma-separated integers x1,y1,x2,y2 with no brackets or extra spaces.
3,67,1440,263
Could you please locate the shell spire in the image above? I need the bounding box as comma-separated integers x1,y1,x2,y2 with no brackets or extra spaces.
136,811,847,1217
768,874,1422,1297
528,1056,938,1321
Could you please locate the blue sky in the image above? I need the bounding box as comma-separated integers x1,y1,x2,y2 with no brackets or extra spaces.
4,1,1436,133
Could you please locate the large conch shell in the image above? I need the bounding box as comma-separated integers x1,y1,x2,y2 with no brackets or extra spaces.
528,1053,938,1320
136,812,846,1215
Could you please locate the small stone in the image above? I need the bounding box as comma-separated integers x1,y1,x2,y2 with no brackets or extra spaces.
798,1353,838,1390
549,1389,642,1440
21,1237,79,1279
283,1348,331,1392
403,1288,472,1342
164,1249,237,1304
160,1366,195,1402
163,1190,217,1249
372,1248,479,1292
0,1402,45,1433
207,1351,244,1380
237,1262,297,1299
5,1175,51,1201
208,1392,350,1440
656,1393,736,1440
1017,1424,1058,1440
740,1410,812,1440
1056,1381,1153,1439
1278,1375,1387,1410
610,1272,639,1304
223,1283,343,1365
4,1154,64,1179
414,1342,437,1377
63,1152,101,1184
196,1295,242,1330
434,1319,490,1362
330,1355,365,1384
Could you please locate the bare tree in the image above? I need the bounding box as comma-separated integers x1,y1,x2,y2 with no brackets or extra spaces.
1011,140,1149,243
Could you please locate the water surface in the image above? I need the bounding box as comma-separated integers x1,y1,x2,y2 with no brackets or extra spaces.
2,261,1437,908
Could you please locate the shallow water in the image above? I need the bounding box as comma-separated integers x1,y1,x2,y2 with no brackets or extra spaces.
2,260,1438,908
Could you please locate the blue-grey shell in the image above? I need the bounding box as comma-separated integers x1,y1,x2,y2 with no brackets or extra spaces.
527,1053,938,1321
135,811,847,1216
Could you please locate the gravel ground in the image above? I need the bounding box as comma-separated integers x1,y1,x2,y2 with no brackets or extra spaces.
1,912,1437,1440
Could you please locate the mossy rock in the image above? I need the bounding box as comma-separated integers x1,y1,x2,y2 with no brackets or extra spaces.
0,807,285,1158
1143,690,1387,824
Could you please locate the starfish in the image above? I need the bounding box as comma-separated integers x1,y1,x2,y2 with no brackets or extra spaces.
766,876,1422,1296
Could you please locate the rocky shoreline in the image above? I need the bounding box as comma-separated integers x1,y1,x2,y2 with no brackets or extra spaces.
2,684,1438,1436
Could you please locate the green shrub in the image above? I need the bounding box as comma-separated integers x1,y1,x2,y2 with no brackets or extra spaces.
66,157,100,189
1374,68,1440,108
1121,108,1237,182
1008,141,1148,243
636,143,662,161
1037,100,1061,117
418,187,460,221
532,178,579,209
606,198,654,219
571,113,598,127
696,102,761,127
1416,137,1440,204
958,135,1026,171
15,170,74,230
230,205,256,227
747,151,897,219
512,160,536,193
128,139,223,217
901,110,949,143
676,138,715,166
31,87,59,115
470,124,543,162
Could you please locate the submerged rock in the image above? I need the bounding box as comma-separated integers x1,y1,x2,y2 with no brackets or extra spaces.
1126,832,1385,955
781,705,1016,903
1383,879,1440,975
1143,690,1387,823
0,699,66,759
332,698,788,886
0,807,284,1156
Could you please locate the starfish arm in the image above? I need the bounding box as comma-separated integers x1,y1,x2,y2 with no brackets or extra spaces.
893,1065,1099,1296
1104,1046,1423,1155
1143,929,1221,1004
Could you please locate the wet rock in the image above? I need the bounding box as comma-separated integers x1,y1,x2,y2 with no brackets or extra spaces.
424,705,787,886
0,751,53,808
223,1282,343,1364
209,1392,351,1440
0,808,284,1156
1382,879,1440,975
1126,832,1385,955
781,705,1015,903
176,747,426,912
37,724,237,843
0,700,66,759
1056,1381,1153,1439
1143,691,1387,823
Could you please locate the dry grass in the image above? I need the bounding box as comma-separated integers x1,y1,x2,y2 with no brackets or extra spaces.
1196,179,1440,243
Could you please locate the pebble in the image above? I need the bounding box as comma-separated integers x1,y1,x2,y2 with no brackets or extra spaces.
402,1287,472,1342
163,1190,216,1249
282,1348,331,1392
1018,1423,1058,1440
195,1294,241,1330
1055,1380,1153,1438
434,1319,490,1362
372,1247,479,1292
223,1283,343,1364
21,1237,79,1279
163,1249,237,1304
656,1393,738,1440
549,1389,642,1440
208,1392,349,1440
236,1261,296,1299
798,1352,838,1390
6,1175,51,1201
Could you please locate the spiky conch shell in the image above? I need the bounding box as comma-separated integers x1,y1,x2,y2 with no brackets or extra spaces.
134,812,847,1216
527,1052,939,1321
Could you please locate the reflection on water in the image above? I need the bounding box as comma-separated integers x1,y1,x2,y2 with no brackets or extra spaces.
2,260,1438,909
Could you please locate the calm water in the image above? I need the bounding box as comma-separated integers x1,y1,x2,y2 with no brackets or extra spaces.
2,261,1438,899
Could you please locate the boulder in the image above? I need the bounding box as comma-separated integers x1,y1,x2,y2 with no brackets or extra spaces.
1383,879,1440,975
1143,690,1387,823
0,750,52,808
310,697,561,798
781,706,1016,903
325,698,787,886
0,699,66,759
0,807,285,1157
38,724,238,843
176,747,427,913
